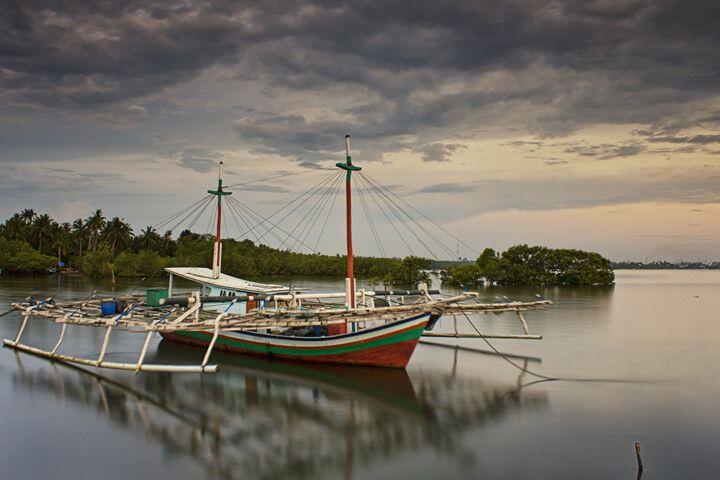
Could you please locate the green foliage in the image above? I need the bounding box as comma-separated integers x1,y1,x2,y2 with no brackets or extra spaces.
445,264,482,287
3,210,616,287
114,250,170,277
476,247,500,283
447,244,614,286
0,238,57,274
82,249,114,279
3,209,433,283
389,256,432,285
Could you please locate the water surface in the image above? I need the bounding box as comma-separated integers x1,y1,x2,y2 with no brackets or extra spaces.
1,270,718,479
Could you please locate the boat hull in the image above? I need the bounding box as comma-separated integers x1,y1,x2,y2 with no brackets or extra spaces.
160,312,431,369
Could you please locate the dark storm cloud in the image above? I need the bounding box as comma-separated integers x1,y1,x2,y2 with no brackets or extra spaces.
2,0,720,160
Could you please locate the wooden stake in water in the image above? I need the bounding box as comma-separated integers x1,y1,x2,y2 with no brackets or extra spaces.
635,442,643,472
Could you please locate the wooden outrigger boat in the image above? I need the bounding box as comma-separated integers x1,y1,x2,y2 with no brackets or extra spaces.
3,135,552,371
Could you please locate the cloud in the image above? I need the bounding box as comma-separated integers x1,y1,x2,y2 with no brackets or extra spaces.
234,183,289,193
647,134,720,145
412,168,720,217
297,161,324,169
416,182,478,194
167,148,223,173
543,159,568,166
1,0,720,260
564,142,645,160
503,140,544,148
0,164,125,199
3,0,720,162
414,143,466,162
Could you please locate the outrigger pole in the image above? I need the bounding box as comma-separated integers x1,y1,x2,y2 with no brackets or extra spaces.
336,134,362,314
208,161,232,279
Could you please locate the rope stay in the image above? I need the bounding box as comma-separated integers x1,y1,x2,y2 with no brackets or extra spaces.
236,171,340,242
358,173,440,259
313,174,342,252
356,178,386,257
223,168,319,189
290,174,343,253
226,196,292,247
225,197,261,244
360,173,457,259
146,158,477,262
362,172,479,256
184,196,214,233
153,194,213,232
205,197,218,237
355,173,416,256
283,173,344,252
172,196,214,234
226,195,319,253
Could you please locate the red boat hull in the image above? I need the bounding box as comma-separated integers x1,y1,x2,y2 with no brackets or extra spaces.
160,312,430,369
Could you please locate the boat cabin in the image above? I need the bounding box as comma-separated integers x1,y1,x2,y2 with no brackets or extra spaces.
165,267,289,315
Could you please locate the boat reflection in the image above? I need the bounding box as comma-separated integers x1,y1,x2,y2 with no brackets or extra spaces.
10,341,548,479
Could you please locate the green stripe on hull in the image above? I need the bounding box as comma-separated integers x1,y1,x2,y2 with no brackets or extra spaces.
175,324,426,357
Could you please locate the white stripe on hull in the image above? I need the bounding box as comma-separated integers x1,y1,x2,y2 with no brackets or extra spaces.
218,312,431,349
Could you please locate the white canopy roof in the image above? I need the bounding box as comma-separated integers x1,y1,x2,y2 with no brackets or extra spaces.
165,267,288,294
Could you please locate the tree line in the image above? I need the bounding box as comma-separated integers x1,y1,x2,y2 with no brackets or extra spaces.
0,209,614,286
0,209,432,285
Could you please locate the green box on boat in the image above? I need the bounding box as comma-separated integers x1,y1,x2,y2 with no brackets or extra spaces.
146,288,168,307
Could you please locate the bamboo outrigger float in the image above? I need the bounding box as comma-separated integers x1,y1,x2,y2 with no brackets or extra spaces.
3,135,552,371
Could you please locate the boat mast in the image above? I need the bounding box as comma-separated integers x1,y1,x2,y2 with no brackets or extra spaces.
336,134,362,309
208,161,232,279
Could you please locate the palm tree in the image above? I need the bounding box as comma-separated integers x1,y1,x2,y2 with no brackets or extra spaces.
162,229,175,256
20,208,36,225
72,218,87,257
3,214,28,242
51,222,72,266
102,217,134,256
136,225,162,252
32,213,54,254
86,209,106,252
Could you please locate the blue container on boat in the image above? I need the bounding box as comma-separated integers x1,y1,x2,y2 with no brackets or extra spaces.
101,300,119,316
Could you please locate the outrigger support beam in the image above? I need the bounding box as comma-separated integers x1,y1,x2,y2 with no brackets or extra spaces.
422,332,542,340
3,297,219,372
2,339,219,373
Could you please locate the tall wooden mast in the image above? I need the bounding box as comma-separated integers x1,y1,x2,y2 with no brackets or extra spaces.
336,134,361,310
208,161,232,279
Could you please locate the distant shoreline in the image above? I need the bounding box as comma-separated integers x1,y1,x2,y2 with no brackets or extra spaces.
612,265,719,270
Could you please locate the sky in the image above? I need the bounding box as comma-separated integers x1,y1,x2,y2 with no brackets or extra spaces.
1,0,719,262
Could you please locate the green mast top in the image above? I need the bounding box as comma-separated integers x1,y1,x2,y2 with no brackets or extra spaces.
208,161,233,197
336,134,362,175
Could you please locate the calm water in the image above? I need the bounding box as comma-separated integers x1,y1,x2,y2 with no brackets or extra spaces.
0,270,718,479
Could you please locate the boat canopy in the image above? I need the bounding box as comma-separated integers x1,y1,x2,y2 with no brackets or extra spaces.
165,267,288,294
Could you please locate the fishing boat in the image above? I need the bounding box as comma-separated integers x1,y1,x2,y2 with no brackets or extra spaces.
3,135,552,372
156,138,445,367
